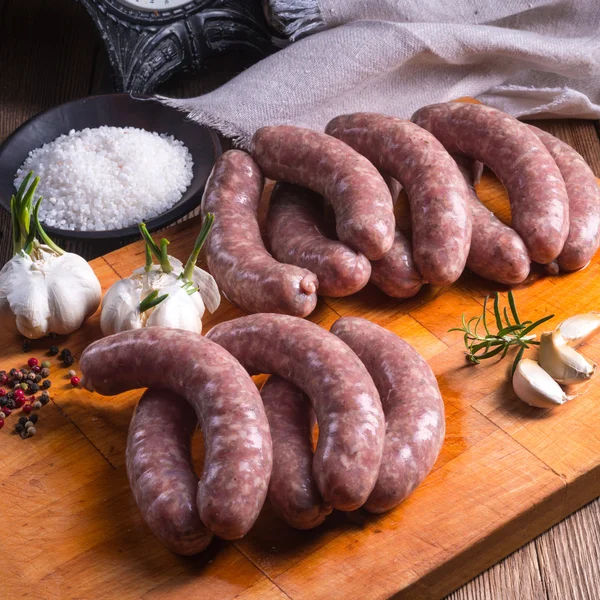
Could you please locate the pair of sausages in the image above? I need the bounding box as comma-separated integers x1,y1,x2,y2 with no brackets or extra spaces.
262,317,445,527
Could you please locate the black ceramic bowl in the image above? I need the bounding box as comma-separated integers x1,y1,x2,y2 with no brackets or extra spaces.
0,93,221,242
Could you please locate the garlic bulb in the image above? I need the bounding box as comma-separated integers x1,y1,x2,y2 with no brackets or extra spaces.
558,313,600,346
538,330,596,385
512,358,570,409
0,173,101,339
100,218,219,337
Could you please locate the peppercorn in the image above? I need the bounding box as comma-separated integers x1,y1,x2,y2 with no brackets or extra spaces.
35,374,42,383
42,380,52,390
0,411,5,419
13,371,23,382
3,406,12,416
22,404,32,415
19,429,28,439
9,368,18,377
60,348,72,360
15,423,24,433
14,387,25,399
14,397,25,408
67,369,76,378
29,414,38,424
70,376,80,387
31,365,41,374
18,416,27,425
0,418,4,430
0,398,6,408
39,395,49,406
0,373,7,385
22,340,31,353
5,399,16,410
27,427,36,437
19,383,28,391
0,388,6,397
27,372,36,381
48,346,59,357
27,357,39,368
25,421,34,430
33,401,42,410
29,383,39,394
40,368,50,378
41,360,51,369
63,355,75,368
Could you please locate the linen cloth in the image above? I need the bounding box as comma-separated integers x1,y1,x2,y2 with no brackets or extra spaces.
158,1,600,148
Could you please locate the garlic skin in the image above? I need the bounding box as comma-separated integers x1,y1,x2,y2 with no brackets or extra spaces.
100,256,220,337
539,330,596,385
558,313,600,346
0,244,101,339
513,358,570,409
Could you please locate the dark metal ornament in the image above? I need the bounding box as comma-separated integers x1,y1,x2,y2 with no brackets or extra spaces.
78,0,276,93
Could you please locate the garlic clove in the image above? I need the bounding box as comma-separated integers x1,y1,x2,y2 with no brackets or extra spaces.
100,278,143,336
539,330,596,385
512,358,570,409
191,265,221,314
558,313,600,346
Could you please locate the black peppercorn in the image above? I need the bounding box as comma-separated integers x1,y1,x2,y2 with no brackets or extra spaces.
0,398,6,408
15,423,24,433
60,348,72,360
18,416,27,425
35,374,42,383
6,398,16,410
40,368,50,378
63,355,75,367
28,383,39,393
42,380,52,389
48,345,59,356
9,368,18,377
29,414,38,424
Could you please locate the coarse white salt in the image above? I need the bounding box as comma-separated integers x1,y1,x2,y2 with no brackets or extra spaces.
14,126,194,231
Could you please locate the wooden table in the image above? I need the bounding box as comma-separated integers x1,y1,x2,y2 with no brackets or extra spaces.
1,2,599,598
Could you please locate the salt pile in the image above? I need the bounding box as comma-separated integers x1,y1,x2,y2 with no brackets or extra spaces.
14,126,194,231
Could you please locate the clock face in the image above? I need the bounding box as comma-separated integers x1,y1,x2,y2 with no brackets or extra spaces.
117,0,194,11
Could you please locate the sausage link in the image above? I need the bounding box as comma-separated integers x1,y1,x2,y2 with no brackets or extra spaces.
452,156,531,284
207,314,385,511
370,229,423,298
80,327,272,540
330,317,445,513
325,113,472,286
267,183,372,297
251,126,395,260
528,125,600,271
201,150,318,317
412,102,569,265
261,376,331,529
126,389,212,555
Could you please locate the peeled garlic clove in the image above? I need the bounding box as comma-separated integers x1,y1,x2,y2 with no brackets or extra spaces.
558,313,600,346
539,330,596,385
512,358,569,409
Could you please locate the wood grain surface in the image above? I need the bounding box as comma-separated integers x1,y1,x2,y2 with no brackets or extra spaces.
1,2,600,599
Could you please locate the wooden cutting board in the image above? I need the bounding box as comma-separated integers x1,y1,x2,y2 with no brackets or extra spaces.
2,170,600,600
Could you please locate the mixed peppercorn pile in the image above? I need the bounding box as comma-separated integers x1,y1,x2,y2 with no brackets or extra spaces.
0,345,80,439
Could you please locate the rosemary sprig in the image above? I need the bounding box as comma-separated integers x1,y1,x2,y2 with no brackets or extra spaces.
448,291,554,373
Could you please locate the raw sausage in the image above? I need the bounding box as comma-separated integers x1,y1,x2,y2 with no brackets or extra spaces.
126,389,212,555
80,327,273,540
412,102,569,265
528,125,600,271
325,112,472,286
261,375,331,529
370,229,423,298
251,125,395,260
452,156,531,284
267,183,372,297
331,317,445,513
207,313,385,511
201,149,318,317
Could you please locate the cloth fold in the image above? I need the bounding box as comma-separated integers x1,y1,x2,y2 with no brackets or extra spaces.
158,1,600,148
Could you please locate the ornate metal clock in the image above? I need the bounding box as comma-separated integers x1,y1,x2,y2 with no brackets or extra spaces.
79,0,276,93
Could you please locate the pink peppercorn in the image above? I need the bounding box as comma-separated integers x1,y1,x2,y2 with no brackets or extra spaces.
27,358,39,368
0,418,4,430
0,373,7,385
22,404,32,415
3,407,11,417
70,376,81,387
15,397,26,408
14,388,25,399
0,388,6,397
31,365,41,374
